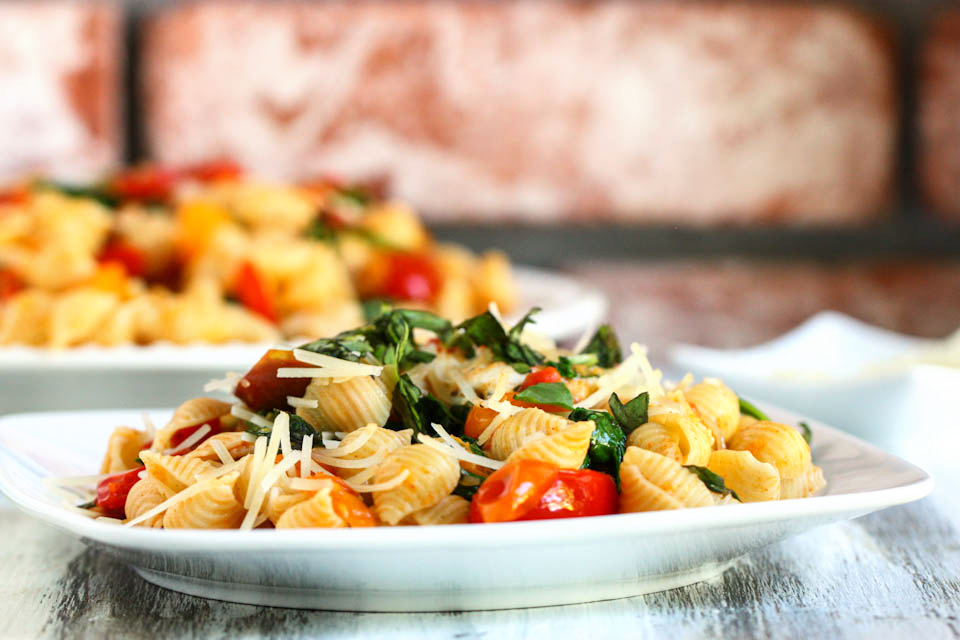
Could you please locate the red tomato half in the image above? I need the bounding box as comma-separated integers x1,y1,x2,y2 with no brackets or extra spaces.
169,418,222,453
234,349,312,412
98,241,146,278
0,268,23,301
96,466,145,516
185,159,244,183
110,166,177,203
469,460,617,523
233,260,277,323
378,253,440,303
519,366,563,390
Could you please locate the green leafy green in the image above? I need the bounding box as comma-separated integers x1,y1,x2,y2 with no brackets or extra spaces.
513,382,574,410
608,392,649,436
452,469,487,501
581,325,622,368
569,408,626,489
450,309,545,370
798,421,812,445
391,374,467,437
361,299,392,322
34,180,117,207
684,465,741,502
77,498,98,509
244,414,320,449
738,397,770,421
546,354,598,379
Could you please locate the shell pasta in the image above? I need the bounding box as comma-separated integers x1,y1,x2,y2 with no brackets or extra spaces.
57,307,824,529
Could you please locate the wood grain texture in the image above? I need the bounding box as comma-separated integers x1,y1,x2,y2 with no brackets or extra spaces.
1,484,959,639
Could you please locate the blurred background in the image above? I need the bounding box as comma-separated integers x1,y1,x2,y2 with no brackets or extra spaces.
1,0,958,356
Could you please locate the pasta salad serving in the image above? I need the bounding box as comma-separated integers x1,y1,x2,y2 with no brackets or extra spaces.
0,164,514,347
54,306,824,529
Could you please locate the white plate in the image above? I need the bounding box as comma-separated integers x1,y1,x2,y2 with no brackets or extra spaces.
0,404,932,612
0,266,607,372
669,312,960,469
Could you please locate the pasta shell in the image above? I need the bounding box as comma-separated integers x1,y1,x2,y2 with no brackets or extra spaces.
373,444,460,525
266,487,312,525
506,420,595,469
297,376,391,433
140,450,217,493
629,411,713,467
275,486,347,529
780,464,826,500
619,447,715,512
728,421,811,480
406,495,470,526
626,422,683,464
153,397,232,451
488,408,573,461
685,380,740,444
332,426,413,479
124,476,174,528
48,289,118,348
706,449,780,503
163,472,246,529
0,290,52,345
185,432,255,463
100,426,151,474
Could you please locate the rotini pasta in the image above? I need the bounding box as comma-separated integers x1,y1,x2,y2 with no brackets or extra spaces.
65,306,823,529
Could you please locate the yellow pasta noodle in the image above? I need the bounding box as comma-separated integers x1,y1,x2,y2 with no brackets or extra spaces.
488,408,573,461
140,450,217,493
100,426,151,474
297,376,391,433
153,397,233,451
332,426,413,480
275,486,347,529
124,476,174,528
780,464,826,500
706,449,781,503
684,380,740,444
373,445,460,525
406,495,470,526
728,421,811,480
163,471,246,529
506,420,595,469
619,447,715,513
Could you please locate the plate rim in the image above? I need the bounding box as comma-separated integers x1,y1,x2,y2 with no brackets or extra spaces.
0,404,934,554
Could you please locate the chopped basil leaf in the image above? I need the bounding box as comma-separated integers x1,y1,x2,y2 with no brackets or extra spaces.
684,465,741,502
798,421,812,445
513,382,574,410
244,413,319,449
568,408,626,490
581,325,622,368
391,374,466,437
452,309,545,368
608,392,649,436
738,397,771,422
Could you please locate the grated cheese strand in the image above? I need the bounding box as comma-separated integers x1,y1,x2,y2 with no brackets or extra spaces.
289,477,338,491
210,438,234,465
346,469,410,493
274,412,293,459
231,405,273,429
311,451,385,469
419,433,504,470
316,424,376,458
300,435,313,479
243,436,268,509
287,396,319,409
163,424,212,455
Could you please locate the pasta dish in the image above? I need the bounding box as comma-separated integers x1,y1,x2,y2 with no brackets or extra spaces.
54,305,825,529
0,163,514,347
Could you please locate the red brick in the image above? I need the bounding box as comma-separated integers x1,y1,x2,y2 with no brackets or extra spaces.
919,10,960,221
0,1,122,184
571,260,960,355
143,1,896,225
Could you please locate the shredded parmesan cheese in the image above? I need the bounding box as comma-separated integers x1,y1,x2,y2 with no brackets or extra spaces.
420,431,504,470
231,405,273,429
287,396,319,409
300,435,313,479
315,424,376,458
163,424,212,455
345,469,410,493
210,438,234,465
311,451,385,469
282,349,384,378
203,371,241,394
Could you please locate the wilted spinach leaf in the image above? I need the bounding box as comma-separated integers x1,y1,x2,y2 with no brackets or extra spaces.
581,325,622,368
513,382,574,410
684,465,740,502
568,408,626,489
609,392,649,436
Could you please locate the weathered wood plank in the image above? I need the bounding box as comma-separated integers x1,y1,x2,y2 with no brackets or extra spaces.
2,492,958,640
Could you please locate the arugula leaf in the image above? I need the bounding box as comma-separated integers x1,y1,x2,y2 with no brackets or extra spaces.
568,408,626,489
798,421,813,445
452,310,545,369
684,465,741,502
608,392,649,436
513,382,574,410
581,325,622,368
243,413,320,449
738,397,771,421
391,374,466,437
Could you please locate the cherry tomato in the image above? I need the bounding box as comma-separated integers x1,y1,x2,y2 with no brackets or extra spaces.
98,241,146,278
519,367,563,391
110,166,177,203
464,405,498,441
233,260,277,323
328,477,377,527
169,418,222,453
469,461,617,523
234,349,312,412
0,268,23,301
519,469,617,521
96,466,145,516
185,159,244,183
468,460,560,523
0,187,29,206
376,253,440,303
